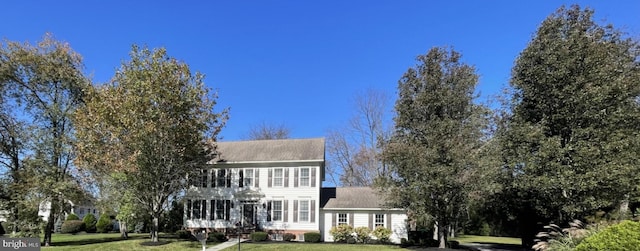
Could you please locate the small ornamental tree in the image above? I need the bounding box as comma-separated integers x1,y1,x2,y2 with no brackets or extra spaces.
82,214,97,233
372,226,392,243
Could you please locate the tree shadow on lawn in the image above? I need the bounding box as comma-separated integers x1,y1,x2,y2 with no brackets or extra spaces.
48,233,177,246
463,242,528,251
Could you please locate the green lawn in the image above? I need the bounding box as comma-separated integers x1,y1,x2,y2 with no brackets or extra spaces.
453,235,521,245
220,243,405,251
41,233,202,251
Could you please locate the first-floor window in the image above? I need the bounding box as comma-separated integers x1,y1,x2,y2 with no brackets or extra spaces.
299,200,309,222
338,213,348,225
267,200,283,221
187,200,207,220
375,214,385,227
211,200,231,220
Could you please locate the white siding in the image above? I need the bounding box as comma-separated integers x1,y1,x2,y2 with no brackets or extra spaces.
184,164,322,233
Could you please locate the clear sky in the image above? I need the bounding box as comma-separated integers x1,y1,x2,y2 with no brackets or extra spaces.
3,1,639,141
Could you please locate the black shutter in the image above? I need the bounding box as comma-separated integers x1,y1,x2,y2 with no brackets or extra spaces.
226,169,231,187
210,200,215,220
293,200,298,222
310,200,316,223
186,200,192,219
267,201,272,221
225,200,231,221
239,169,244,187
211,170,216,188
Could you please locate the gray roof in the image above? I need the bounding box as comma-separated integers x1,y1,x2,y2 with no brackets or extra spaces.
321,187,387,209
213,138,325,163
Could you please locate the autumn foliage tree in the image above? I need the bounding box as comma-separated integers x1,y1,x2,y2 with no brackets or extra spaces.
74,45,228,242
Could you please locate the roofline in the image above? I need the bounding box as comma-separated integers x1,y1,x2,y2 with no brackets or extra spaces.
212,159,325,165
321,208,406,211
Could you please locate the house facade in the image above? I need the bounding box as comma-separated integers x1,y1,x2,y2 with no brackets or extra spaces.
183,138,407,243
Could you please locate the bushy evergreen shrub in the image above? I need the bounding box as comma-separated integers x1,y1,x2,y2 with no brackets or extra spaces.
575,220,640,251
176,229,191,239
82,214,97,233
208,232,227,242
329,225,354,242
96,213,113,233
61,220,85,234
66,213,79,221
250,231,268,242
303,232,321,243
283,232,296,241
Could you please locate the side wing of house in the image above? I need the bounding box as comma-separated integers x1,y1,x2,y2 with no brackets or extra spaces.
320,187,408,244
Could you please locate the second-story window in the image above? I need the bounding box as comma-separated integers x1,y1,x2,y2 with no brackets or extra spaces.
273,168,283,187
239,169,254,187
212,169,231,188
201,169,208,188
299,168,310,187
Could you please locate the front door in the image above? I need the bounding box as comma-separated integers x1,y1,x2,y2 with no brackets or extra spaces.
242,204,255,227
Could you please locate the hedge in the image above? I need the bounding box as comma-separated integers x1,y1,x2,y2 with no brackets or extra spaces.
208,232,227,242
251,231,268,242
304,232,321,243
283,232,296,241
66,213,79,221
61,220,85,234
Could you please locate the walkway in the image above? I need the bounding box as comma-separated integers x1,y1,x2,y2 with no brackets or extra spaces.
205,238,248,251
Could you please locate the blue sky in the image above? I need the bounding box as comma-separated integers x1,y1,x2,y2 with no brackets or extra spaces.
3,1,639,141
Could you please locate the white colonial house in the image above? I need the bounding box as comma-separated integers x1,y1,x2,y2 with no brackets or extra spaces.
183,138,408,243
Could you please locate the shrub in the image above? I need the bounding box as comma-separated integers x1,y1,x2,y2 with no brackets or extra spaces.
251,231,268,242
66,213,79,221
176,229,191,240
400,238,413,247
96,213,113,233
208,232,227,243
82,214,97,233
354,226,371,243
61,220,85,234
372,226,392,243
304,232,321,243
575,220,640,251
329,224,354,242
283,232,296,241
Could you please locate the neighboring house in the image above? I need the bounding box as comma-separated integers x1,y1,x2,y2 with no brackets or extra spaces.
184,138,408,243
320,187,408,244
38,199,100,222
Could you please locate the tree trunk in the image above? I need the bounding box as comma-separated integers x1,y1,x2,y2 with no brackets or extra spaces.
433,222,438,240
438,223,448,248
150,216,159,242
120,221,128,239
43,198,57,246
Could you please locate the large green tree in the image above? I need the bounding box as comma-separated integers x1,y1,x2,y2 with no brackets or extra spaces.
501,5,640,247
74,45,228,242
380,47,489,248
0,34,89,245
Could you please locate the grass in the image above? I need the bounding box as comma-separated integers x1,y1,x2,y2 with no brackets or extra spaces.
41,233,203,251
453,235,522,245
220,242,405,251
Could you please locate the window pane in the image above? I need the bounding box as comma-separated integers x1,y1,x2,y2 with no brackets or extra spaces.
299,200,309,222
300,168,310,186
244,169,254,187
375,214,384,227
273,169,283,187
217,169,226,187
338,213,347,225
216,200,224,219
272,201,282,221
193,200,201,219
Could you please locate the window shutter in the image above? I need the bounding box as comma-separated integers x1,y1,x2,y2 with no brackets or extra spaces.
226,169,231,187
294,168,299,187
225,200,231,221
311,168,316,187
310,200,316,223
238,170,244,187
368,213,373,230
267,201,272,221
283,200,289,222
331,213,336,227
186,200,192,219
293,200,298,222
201,200,207,220
386,213,392,230
284,168,289,187
349,213,354,227
254,169,260,187
268,169,272,187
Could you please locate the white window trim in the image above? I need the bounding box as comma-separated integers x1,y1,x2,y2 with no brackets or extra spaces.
299,167,310,187
299,200,310,222
375,214,385,228
271,200,283,221
273,168,284,187
338,213,348,225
